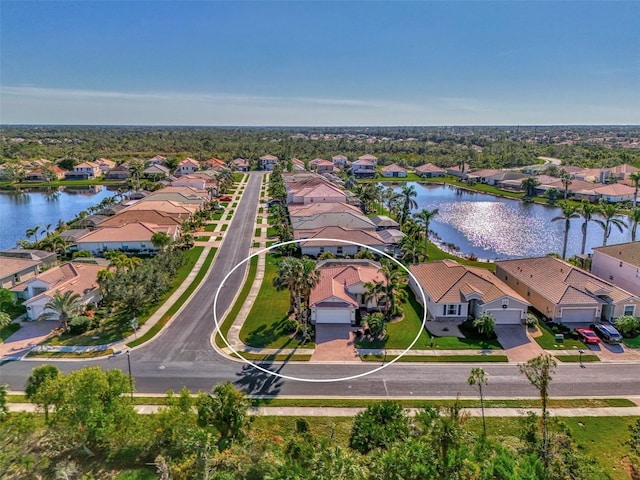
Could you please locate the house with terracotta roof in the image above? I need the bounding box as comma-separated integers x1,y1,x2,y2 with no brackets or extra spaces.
18,262,105,320
351,156,377,178
203,158,225,169
291,212,377,232
309,261,386,324
288,202,363,218
290,158,306,171
591,242,640,297
75,223,179,255
259,154,279,171
496,256,640,323
592,183,636,203
0,257,41,289
232,158,250,171
332,155,348,167
311,159,334,174
175,158,200,177
94,158,116,173
25,166,66,181
105,164,131,180
70,161,101,179
409,260,529,324
380,163,407,178
415,163,446,178
295,226,389,257
98,210,185,228
446,164,471,178
287,181,348,205
146,155,166,166
143,164,171,179
124,200,198,216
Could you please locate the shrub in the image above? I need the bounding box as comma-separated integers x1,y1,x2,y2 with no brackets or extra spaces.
72,250,92,259
69,315,93,334
525,313,538,328
615,315,640,337
282,318,298,334
473,313,496,338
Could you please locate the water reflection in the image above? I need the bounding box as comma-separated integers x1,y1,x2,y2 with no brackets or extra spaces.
389,183,633,260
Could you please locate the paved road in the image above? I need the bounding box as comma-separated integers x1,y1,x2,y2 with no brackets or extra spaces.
2,171,640,399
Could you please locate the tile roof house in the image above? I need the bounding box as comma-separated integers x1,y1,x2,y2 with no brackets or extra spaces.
380,163,408,178
415,163,446,178
409,260,530,324
291,158,306,171
25,166,66,181
143,164,171,179
105,164,131,180
259,154,279,171
72,161,101,179
0,249,57,267
446,164,471,178
332,155,348,167
170,174,208,190
369,215,400,230
287,181,348,205
98,210,185,228
291,212,377,232
603,164,639,181
288,202,363,218
232,158,250,171
591,242,640,297
124,200,198,215
19,262,105,321
309,262,387,324
351,156,377,178
311,159,335,174
75,222,179,255
495,256,640,323
294,226,389,257
146,155,166,166
94,158,116,173
592,183,636,203
174,158,200,177
203,158,226,169
0,257,41,289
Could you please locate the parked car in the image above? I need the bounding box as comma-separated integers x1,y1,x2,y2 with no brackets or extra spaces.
575,328,601,345
267,199,281,206
590,323,623,344
218,196,232,202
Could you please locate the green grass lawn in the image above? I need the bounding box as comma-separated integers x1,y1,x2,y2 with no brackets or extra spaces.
266,226,277,237
196,235,210,241
0,322,20,342
255,228,261,237
533,322,587,350
27,348,115,358
622,334,640,348
240,254,314,349
204,224,217,231
426,241,495,270
221,224,228,231
361,353,508,362
554,354,600,362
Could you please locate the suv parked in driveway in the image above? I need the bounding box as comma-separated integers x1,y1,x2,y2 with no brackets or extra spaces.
590,323,623,344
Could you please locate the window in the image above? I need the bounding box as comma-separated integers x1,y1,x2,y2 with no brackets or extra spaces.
337,246,343,255
446,304,459,316
319,247,324,254
623,305,636,317
502,299,509,307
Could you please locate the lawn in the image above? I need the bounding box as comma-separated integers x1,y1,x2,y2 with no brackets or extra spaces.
221,224,228,231
622,334,640,348
0,322,20,342
239,254,314,349
426,241,495,270
361,353,508,362
255,228,261,237
554,354,600,362
196,235,210,241
204,224,217,231
266,226,277,237
533,321,587,350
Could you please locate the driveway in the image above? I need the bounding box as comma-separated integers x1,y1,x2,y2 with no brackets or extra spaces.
311,324,360,362
495,325,545,362
0,320,58,359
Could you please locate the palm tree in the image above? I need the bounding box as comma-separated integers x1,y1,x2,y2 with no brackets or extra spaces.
0,311,11,329
414,208,439,259
400,236,426,264
520,176,540,200
629,206,640,242
128,160,144,191
551,202,580,260
25,225,42,243
364,312,385,337
467,368,488,437
380,262,408,320
40,291,84,331
44,223,53,237
630,172,640,207
560,170,572,200
151,231,172,251
399,184,418,225
363,280,387,313
578,200,600,255
595,199,627,246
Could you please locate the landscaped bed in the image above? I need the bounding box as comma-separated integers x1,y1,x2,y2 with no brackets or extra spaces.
360,353,509,362
532,320,587,350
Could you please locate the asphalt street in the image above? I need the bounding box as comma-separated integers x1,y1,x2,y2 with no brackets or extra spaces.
1,171,639,399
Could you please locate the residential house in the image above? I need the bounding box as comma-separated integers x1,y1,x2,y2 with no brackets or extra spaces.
351,156,377,178
409,260,530,324
605,164,640,181
287,180,348,205
75,222,179,255
309,261,386,325
415,163,446,178
98,210,185,228
295,226,390,257
0,257,41,289
496,256,640,323
446,164,471,178
592,183,635,203
94,158,116,173
70,161,101,179
170,175,207,190
18,262,105,320
202,158,226,169
291,158,306,171
232,158,250,171
591,242,640,297
369,215,400,230
332,155,348,167
143,164,171,179
291,212,377,232
380,163,408,178
25,166,66,181
146,155,166,166
312,159,335,174
175,158,200,177
105,164,131,180
72,214,108,230
0,249,57,268
259,154,279,171
288,202,363,218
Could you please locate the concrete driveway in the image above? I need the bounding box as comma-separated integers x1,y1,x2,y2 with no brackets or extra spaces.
495,325,544,362
311,324,360,362
0,320,57,359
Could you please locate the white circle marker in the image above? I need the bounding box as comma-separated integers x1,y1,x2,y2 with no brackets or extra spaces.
212,238,428,383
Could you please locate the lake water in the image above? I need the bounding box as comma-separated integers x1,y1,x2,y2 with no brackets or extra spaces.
0,186,115,249
390,183,634,260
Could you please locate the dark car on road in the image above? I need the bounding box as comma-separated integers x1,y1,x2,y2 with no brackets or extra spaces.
590,323,623,344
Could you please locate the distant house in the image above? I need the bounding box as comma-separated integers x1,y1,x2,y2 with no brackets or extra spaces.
143,164,171,179
380,163,407,178
592,183,635,203
171,175,207,190
351,155,377,178
18,262,105,320
291,158,306,171
94,158,116,173
287,181,347,205
25,166,66,181
105,165,131,180
415,163,446,178
291,212,377,232
295,226,389,257
259,154,279,171
332,155,348,167
591,242,640,297
309,262,387,325
175,158,200,176
0,257,41,289
146,155,166,166
0,249,57,268
409,260,530,324
202,158,225,169
313,159,334,174
496,256,640,323
604,164,640,181
70,161,101,179
232,158,250,172
75,222,180,255
446,164,470,178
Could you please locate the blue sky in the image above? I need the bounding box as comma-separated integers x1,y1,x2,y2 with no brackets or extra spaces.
1,1,639,126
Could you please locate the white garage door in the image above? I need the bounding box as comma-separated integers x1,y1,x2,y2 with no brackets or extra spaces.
316,308,351,324
561,308,598,323
485,309,522,325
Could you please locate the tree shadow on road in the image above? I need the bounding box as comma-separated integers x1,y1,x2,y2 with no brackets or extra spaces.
234,361,284,396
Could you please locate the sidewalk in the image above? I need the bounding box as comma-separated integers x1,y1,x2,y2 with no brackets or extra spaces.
7,402,640,417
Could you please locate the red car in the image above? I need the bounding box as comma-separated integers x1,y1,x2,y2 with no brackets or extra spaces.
218,196,232,202
575,328,601,344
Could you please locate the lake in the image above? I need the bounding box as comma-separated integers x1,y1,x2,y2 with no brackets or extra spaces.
389,182,634,260
0,186,115,250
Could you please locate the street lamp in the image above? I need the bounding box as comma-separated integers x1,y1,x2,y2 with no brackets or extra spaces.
578,349,585,368
126,350,134,399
